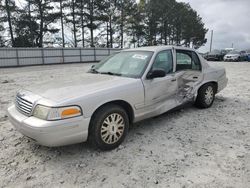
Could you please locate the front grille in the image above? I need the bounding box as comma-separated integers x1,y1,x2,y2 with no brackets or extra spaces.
15,95,33,116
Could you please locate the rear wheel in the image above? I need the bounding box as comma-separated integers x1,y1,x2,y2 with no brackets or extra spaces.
195,83,216,108
89,104,129,150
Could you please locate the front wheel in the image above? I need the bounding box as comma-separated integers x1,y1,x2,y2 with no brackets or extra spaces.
89,104,129,150
195,83,216,108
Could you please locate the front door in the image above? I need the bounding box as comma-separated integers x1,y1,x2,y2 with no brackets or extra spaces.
142,50,178,116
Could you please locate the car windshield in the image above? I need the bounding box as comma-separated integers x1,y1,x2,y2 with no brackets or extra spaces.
89,51,153,78
228,51,240,55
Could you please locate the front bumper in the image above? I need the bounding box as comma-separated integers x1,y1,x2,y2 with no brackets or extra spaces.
7,105,90,147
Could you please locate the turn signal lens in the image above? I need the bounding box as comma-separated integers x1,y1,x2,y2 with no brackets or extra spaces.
61,108,81,118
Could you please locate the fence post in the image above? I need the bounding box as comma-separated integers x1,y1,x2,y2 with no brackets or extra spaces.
80,48,82,62
62,48,65,63
15,48,19,66
94,47,96,62
41,48,45,64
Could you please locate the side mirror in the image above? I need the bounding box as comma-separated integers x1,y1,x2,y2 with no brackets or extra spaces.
91,65,95,69
147,68,166,79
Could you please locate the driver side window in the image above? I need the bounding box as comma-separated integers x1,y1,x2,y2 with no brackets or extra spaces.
152,50,173,74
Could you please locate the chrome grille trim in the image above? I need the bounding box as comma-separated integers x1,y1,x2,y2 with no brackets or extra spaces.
16,96,33,108
15,94,33,116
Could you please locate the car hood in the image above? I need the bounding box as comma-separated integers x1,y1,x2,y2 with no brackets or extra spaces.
24,73,137,103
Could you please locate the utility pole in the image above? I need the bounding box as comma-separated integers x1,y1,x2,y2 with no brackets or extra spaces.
209,30,213,52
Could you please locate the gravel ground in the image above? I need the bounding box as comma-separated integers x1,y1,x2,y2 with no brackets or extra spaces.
0,62,250,188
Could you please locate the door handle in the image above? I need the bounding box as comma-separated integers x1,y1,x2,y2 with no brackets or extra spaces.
171,78,177,82
193,76,198,79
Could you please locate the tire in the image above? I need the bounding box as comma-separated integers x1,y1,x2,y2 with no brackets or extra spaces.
89,104,129,150
195,83,216,109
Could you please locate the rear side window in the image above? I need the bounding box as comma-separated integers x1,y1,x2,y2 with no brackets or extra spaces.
176,50,201,71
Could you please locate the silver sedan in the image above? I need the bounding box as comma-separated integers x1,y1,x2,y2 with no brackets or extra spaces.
7,46,228,150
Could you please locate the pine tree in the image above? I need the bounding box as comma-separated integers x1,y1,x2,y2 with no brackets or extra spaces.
28,0,60,47
143,0,207,48
0,0,5,46
85,0,106,47
0,0,17,46
115,0,137,48
54,0,67,47
126,2,145,47
0,24,4,46
13,9,39,47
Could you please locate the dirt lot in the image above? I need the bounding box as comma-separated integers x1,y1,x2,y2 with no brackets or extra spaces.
0,62,250,188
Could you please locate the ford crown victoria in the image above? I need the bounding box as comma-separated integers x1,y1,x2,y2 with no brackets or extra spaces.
7,46,228,150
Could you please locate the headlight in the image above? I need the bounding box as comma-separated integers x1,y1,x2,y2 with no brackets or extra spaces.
33,105,82,120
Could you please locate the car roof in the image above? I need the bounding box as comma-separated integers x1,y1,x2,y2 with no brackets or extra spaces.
122,45,196,53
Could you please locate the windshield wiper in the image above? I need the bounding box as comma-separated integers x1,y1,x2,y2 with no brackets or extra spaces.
99,72,122,76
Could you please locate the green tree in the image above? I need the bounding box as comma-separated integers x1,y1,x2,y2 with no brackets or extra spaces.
54,0,67,47
126,2,145,47
85,0,106,47
13,11,39,47
142,0,207,48
0,0,18,46
28,0,60,47
0,24,4,46
65,0,79,47
115,0,137,48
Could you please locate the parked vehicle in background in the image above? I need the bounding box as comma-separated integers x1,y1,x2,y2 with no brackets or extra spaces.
206,49,226,61
247,53,250,62
224,48,235,54
7,46,228,150
224,51,243,61
240,51,248,61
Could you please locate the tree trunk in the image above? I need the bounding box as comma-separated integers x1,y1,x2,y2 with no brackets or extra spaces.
120,2,124,48
80,0,84,47
89,0,94,47
60,0,65,47
28,0,34,47
5,0,14,46
109,15,113,48
38,1,44,47
106,22,109,47
72,0,77,47
28,1,34,46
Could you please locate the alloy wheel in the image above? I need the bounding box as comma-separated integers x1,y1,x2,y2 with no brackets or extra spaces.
204,86,214,105
100,113,125,144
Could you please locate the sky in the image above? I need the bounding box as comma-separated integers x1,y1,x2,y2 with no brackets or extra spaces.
176,0,250,52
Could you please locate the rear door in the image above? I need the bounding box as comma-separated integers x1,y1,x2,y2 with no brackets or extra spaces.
175,49,203,104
